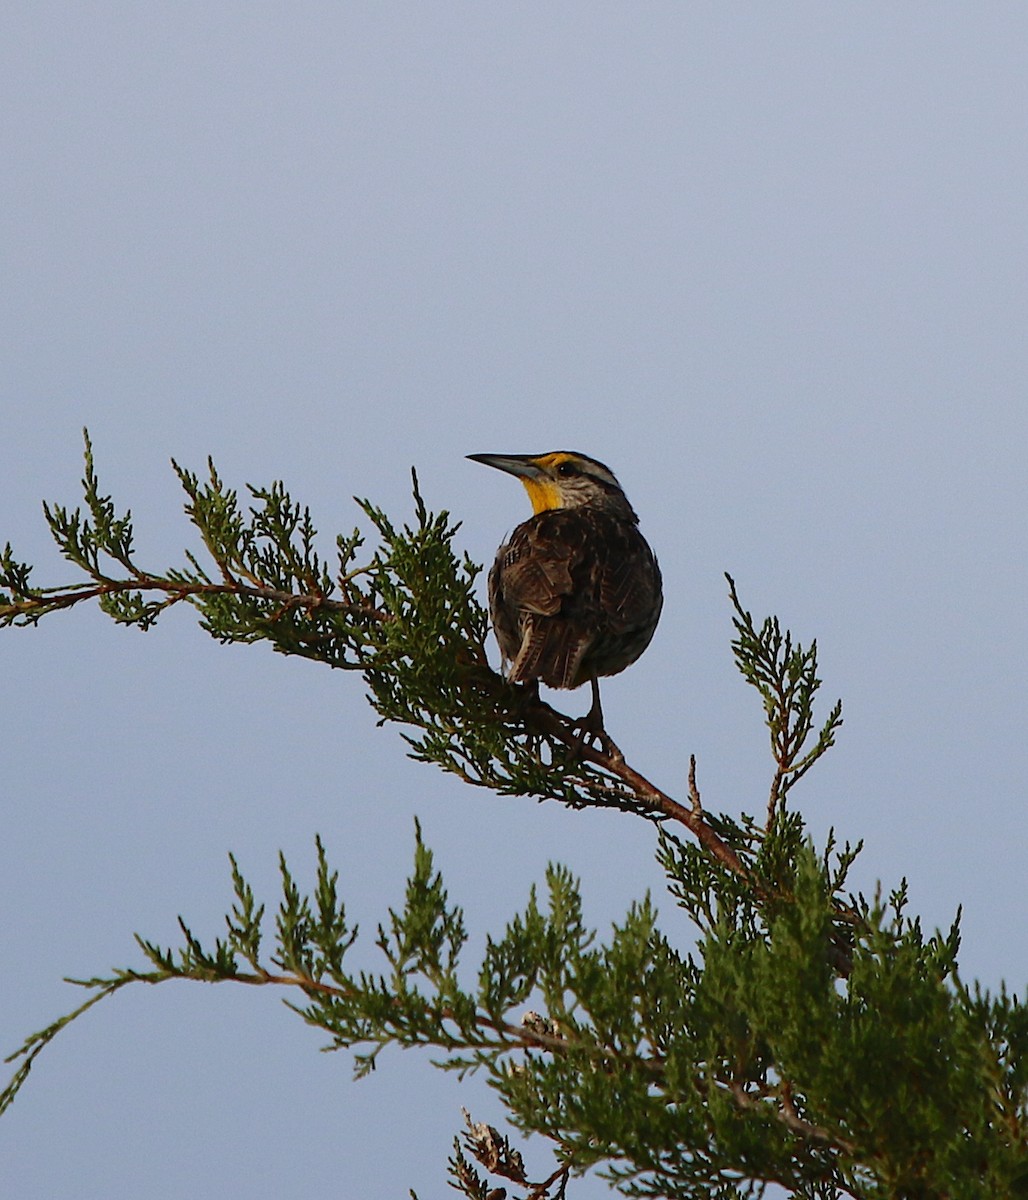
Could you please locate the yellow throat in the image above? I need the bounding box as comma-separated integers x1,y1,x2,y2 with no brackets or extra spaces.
520,476,562,513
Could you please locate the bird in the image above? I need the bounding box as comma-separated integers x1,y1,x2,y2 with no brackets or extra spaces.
467,451,662,747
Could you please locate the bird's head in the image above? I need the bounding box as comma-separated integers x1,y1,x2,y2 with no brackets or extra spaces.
467,451,637,520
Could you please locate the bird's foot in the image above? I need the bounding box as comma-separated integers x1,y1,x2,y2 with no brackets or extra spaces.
565,718,623,764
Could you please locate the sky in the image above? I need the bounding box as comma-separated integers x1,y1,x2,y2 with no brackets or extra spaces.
3,5,1028,1197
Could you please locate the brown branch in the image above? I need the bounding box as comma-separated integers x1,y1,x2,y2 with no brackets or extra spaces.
173,965,661,1076
778,1079,853,1152
524,698,758,893
527,1161,572,1200
0,574,392,624
728,1078,857,1160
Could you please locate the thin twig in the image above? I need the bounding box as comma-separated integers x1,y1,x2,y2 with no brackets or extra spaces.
687,754,702,815
527,1161,572,1200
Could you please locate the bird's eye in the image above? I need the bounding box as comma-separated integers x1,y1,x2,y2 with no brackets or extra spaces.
557,461,579,477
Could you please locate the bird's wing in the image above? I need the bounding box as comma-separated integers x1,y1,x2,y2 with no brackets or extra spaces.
493,514,590,687
496,521,576,617
597,526,662,632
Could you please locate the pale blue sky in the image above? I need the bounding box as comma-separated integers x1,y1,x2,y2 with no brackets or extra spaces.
4,7,1028,1197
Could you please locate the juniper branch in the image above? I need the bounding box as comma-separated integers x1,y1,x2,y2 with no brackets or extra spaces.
2,435,756,889
726,573,843,826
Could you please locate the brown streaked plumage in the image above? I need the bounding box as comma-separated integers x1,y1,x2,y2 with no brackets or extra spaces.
467,451,662,729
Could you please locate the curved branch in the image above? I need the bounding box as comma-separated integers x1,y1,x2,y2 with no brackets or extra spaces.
523,697,757,889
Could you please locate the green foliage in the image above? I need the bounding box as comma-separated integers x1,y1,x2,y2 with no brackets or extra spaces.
4,436,1028,1199
727,575,843,824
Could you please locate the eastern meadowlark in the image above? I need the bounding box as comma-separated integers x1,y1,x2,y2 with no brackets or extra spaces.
467,451,663,741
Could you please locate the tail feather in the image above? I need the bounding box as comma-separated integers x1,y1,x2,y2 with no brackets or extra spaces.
509,617,589,690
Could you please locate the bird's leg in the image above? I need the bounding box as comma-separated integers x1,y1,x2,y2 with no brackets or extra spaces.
570,678,623,762
585,676,604,732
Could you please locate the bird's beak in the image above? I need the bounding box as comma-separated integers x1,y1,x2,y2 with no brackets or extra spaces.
466,453,545,480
